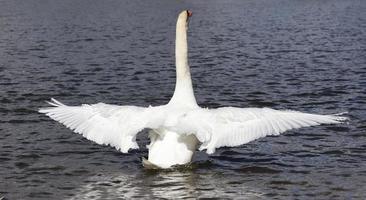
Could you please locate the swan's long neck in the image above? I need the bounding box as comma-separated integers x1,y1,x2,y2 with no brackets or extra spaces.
169,17,198,108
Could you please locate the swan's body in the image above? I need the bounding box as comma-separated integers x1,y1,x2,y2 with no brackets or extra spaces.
39,10,347,169
147,129,198,168
143,10,200,168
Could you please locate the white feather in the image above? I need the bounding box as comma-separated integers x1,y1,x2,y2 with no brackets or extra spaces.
39,99,166,153
174,107,348,154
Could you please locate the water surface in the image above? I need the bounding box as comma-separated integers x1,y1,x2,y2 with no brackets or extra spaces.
0,0,365,199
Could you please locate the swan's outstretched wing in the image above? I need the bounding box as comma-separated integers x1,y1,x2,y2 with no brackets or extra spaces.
39,98,166,152
176,107,347,154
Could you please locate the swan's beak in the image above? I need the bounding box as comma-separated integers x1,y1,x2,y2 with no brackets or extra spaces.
186,10,192,27
187,10,193,17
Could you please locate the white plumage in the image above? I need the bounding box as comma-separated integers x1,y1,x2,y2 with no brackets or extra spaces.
39,10,347,168
40,99,166,153
173,107,347,154
40,100,346,155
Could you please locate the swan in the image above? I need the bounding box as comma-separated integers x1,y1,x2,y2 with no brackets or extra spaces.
39,10,347,169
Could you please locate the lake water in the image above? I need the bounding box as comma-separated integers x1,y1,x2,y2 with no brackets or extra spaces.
0,0,365,199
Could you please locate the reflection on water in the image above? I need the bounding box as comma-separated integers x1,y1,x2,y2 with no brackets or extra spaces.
70,169,265,199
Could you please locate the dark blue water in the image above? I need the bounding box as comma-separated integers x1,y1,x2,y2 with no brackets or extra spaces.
1,0,365,199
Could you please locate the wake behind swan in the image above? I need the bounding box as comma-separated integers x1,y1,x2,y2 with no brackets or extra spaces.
39,10,348,169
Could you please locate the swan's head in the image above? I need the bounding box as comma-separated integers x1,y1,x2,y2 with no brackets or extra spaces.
177,10,193,28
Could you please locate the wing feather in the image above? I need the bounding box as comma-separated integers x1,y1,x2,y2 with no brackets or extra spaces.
178,107,348,154
39,98,166,152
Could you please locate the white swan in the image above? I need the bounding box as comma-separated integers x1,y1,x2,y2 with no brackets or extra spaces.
39,10,347,169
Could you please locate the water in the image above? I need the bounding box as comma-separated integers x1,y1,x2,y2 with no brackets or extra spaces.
0,0,365,199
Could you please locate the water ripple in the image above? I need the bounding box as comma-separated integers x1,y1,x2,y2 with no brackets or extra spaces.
0,0,365,199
